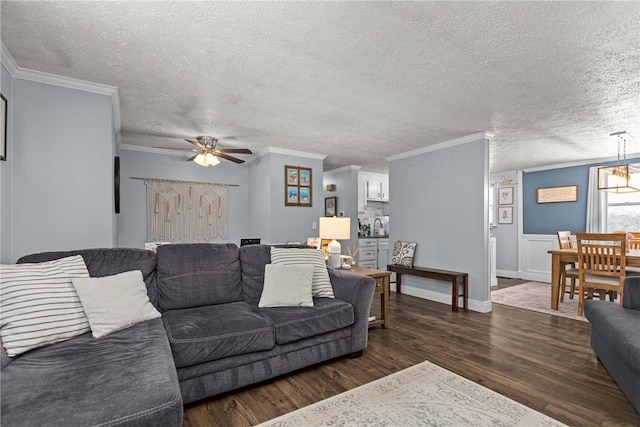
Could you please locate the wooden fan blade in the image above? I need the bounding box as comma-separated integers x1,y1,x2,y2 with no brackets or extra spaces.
185,139,205,150
187,153,199,161
216,153,245,164
216,148,252,154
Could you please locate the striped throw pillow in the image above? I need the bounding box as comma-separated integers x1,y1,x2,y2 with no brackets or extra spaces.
270,248,334,298
0,255,91,357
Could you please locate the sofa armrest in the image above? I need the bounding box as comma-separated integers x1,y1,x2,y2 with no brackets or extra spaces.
328,268,376,353
623,276,640,310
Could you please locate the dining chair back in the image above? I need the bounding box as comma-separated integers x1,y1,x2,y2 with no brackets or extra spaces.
629,239,640,250
557,231,579,301
575,233,627,315
557,231,574,249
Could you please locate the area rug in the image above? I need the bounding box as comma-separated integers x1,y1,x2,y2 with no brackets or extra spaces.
256,360,567,427
491,281,589,322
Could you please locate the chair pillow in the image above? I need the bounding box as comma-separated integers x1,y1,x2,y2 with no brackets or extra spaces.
72,270,161,338
0,255,90,357
270,248,334,298
258,264,315,308
392,241,417,267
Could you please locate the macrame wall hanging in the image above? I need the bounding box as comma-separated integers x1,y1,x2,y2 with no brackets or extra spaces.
137,177,236,243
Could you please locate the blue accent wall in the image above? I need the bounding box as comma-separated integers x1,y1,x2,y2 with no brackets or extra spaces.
523,157,640,234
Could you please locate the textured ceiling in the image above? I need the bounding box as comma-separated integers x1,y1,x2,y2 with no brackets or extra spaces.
1,1,639,173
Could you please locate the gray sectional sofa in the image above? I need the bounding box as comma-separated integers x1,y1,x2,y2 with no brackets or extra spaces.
584,276,640,414
1,243,376,426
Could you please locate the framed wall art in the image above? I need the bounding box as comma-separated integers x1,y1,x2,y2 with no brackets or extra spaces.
284,165,313,206
536,185,578,203
325,196,337,217
498,207,513,224
1,93,7,161
498,186,513,205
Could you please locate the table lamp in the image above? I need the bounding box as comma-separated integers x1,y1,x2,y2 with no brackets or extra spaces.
319,217,351,268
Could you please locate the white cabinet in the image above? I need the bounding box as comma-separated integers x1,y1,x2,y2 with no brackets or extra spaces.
361,172,389,202
357,174,367,213
357,238,389,270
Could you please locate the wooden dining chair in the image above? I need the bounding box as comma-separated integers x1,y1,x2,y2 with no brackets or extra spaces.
557,231,579,302
576,233,627,316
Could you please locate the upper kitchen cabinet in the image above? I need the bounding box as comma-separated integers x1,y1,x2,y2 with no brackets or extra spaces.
362,172,389,202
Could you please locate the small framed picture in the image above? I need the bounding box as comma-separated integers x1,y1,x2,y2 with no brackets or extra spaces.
498,207,513,224
299,168,311,186
299,187,311,205
286,186,299,204
325,196,337,217
498,186,513,205
286,166,299,185
1,93,6,161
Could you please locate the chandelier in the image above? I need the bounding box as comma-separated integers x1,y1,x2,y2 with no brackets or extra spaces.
597,131,640,193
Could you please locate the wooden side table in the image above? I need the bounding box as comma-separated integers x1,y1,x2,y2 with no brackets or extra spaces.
348,265,391,328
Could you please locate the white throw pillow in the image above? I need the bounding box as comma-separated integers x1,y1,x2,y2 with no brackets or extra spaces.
72,270,161,338
392,241,417,267
0,255,91,357
258,264,315,308
270,248,334,298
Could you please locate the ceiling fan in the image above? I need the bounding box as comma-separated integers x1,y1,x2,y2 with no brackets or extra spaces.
184,136,252,167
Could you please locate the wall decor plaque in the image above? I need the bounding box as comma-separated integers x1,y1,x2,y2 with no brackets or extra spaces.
284,165,313,206
536,185,578,204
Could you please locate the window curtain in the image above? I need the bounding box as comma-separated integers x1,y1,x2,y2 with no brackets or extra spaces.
585,166,606,232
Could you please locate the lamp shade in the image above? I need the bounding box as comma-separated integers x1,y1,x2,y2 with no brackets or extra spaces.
319,217,351,240
598,163,640,193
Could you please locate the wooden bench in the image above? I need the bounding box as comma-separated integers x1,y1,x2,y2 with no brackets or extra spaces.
387,264,468,312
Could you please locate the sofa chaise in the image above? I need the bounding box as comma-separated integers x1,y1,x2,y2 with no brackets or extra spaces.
584,276,640,414
1,243,376,426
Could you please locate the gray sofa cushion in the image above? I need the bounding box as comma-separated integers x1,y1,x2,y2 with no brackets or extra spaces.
17,248,159,308
163,301,275,368
0,318,182,427
259,297,354,345
584,300,640,370
239,244,272,306
156,243,242,310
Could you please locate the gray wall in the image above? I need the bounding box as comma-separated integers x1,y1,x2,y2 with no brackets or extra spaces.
7,79,115,262
248,151,324,244
490,170,519,276
323,166,360,254
1,64,13,263
117,149,250,248
388,136,490,311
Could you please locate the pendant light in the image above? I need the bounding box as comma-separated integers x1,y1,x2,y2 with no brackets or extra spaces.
597,131,640,193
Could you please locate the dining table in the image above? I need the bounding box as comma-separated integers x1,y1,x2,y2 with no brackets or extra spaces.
548,248,640,310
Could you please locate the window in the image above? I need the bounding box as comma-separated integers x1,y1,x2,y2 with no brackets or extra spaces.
606,190,640,231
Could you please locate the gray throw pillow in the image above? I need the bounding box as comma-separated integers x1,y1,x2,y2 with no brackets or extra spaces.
270,248,334,298
258,264,314,308
72,270,161,338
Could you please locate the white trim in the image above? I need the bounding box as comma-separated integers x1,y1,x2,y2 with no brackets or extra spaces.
118,144,193,157
324,165,362,174
385,131,495,162
391,284,491,313
1,42,122,147
249,146,327,162
496,269,519,278
522,154,640,173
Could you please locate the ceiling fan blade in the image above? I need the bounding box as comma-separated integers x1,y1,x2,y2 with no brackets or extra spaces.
216,148,253,154
187,153,199,161
185,139,205,150
216,152,245,164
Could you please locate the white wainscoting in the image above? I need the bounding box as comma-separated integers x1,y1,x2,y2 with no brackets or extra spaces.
519,234,557,283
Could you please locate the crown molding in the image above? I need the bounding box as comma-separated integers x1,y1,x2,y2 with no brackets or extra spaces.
324,165,362,174
386,131,495,162
249,146,327,163
521,154,640,173
1,42,122,146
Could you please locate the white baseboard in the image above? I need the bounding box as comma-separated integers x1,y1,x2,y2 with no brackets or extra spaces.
496,269,519,278
391,284,492,313
519,270,550,283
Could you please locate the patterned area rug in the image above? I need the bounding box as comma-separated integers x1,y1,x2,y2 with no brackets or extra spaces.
257,360,567,427
491,281,587,322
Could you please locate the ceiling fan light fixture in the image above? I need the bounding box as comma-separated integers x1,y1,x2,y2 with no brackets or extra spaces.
193,151,220,167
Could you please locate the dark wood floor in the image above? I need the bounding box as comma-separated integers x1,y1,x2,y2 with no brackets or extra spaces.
183,283,640,427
